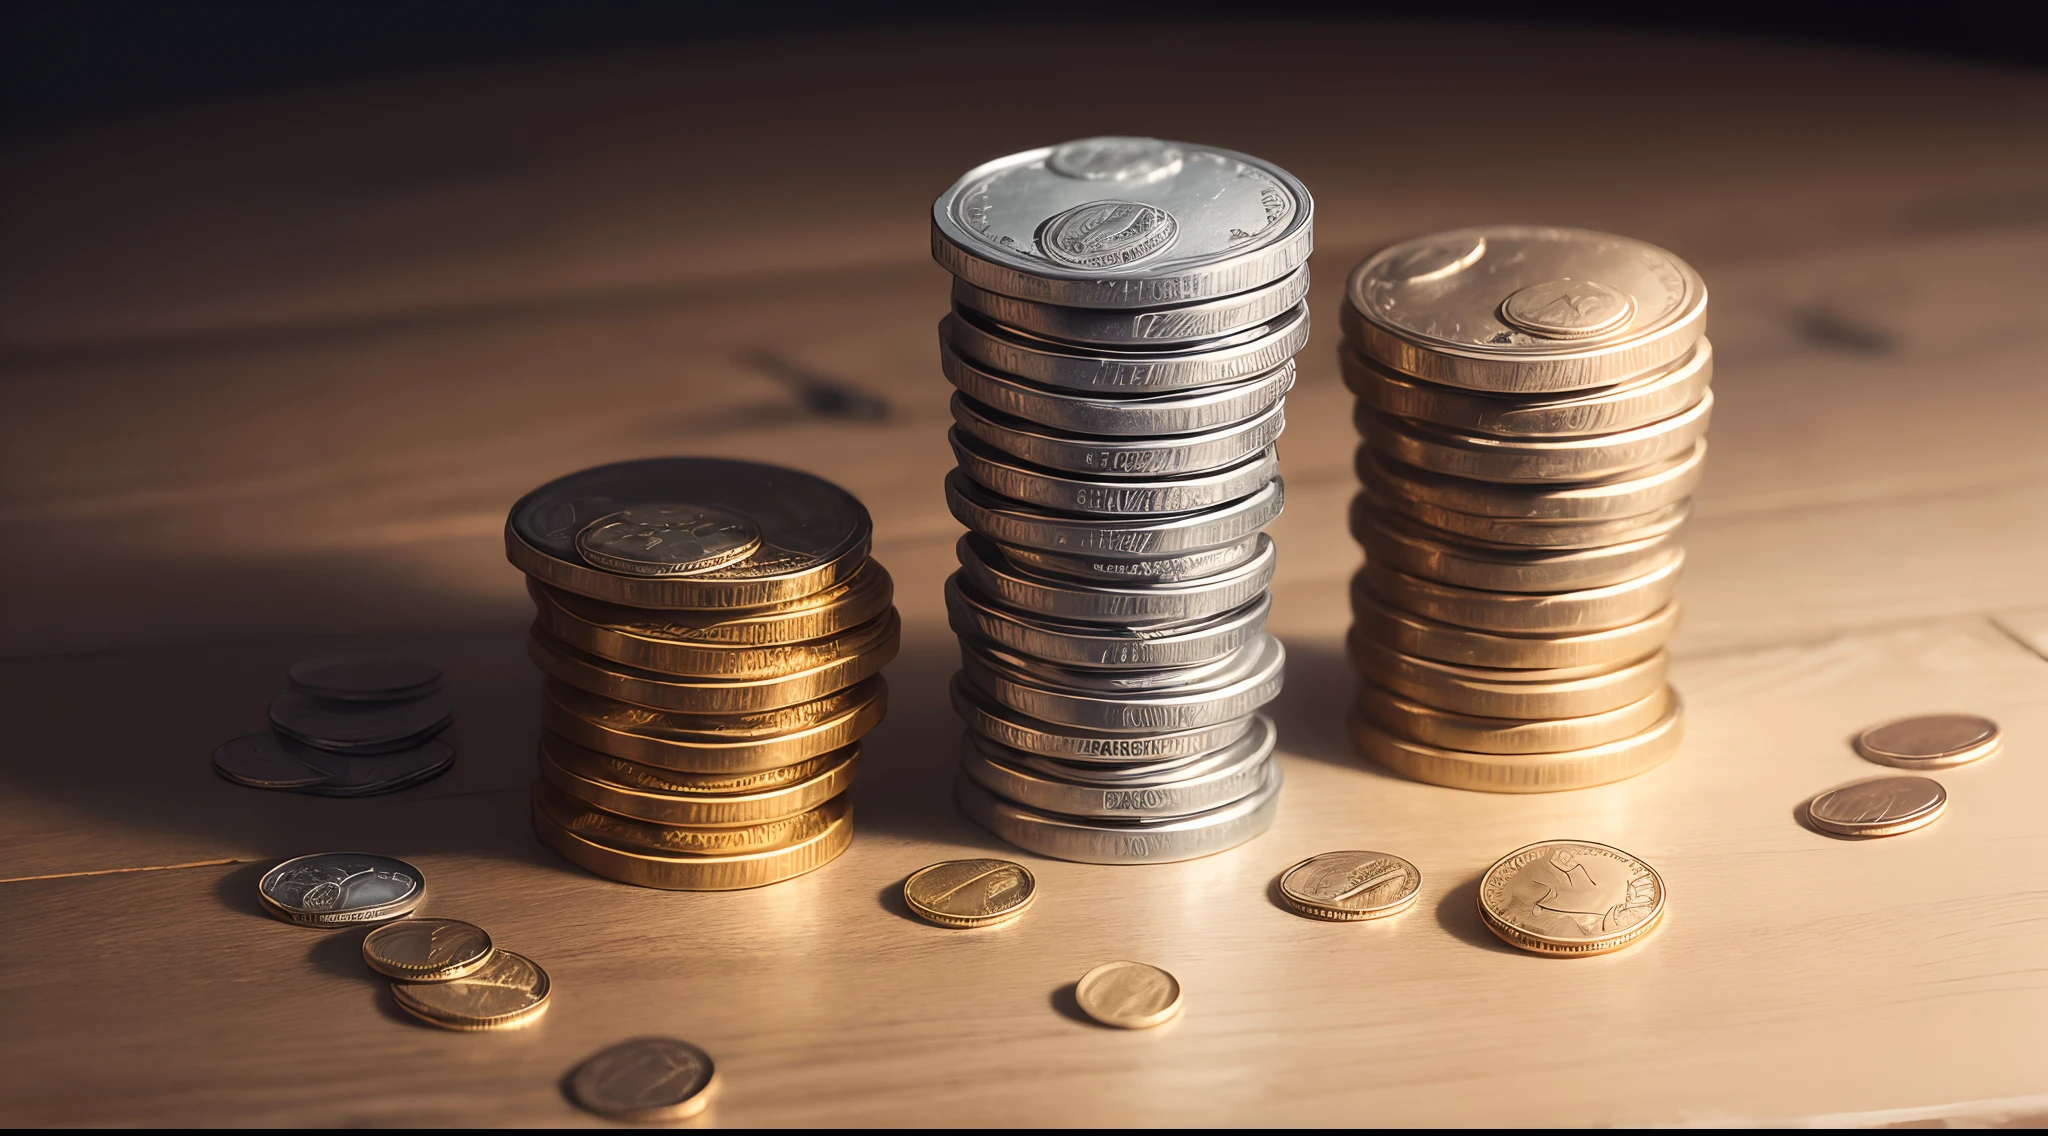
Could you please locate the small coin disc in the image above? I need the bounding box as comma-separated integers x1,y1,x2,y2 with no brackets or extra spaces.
389,950,551,1031
361,918,494,982
569,1037,718,1122
288,655,443,702
1807,775,1948,837
903,858,1037,929
258,852,424,928
1499,278,1634,339
211,732,330,790
1477,840,1664,957
575,504,763,577
1277,851,1422,922
1075,961,1183,1029
1854,714,2001,770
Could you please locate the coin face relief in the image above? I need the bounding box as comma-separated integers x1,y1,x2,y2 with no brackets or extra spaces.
1478,841,1664,955
569,1037,718,1122
389,950,551,1031
1047,136,1185,183
1039,200,1180,269
259,853,424,927
575,504,762,578
903,858,1037,928
1075,961,1183,1029
362,918,494,982
1278,851,1422,922
1499,278,1635,340
1854,714,2001,770
1807,775,1947,837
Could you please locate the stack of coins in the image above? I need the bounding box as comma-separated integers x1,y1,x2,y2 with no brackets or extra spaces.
1341,227,1709,792
930,136,1310,863
505,458,898,889
212,656,455,796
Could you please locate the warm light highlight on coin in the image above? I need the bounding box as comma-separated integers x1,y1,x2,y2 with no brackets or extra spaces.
903,858,1036,929
1854,714,2000,770
389,950,551,1031
1478,840,1664,956
568,1037,718,1123
1278,851,1422,922
575,503,762,577
1807,775,1947,837
361,918,494,982
1075,961,1183,1029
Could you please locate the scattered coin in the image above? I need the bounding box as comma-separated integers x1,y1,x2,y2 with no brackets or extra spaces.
217,656,457,797
1854,713,2001,770
1277,851,1422,922
1477,840,1665,956
569,1037,719,1123
211,732,332,790
389,950,551,1031
902,858,1037,929
268,687,454,754
288,655,443,702
1074,961,1184,1029
1807,775,1948,837
258,852,424,929
362,917,494,982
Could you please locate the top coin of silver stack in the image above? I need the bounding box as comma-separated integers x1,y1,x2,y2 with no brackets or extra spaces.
1340,227,1708,792
931,137,1310,863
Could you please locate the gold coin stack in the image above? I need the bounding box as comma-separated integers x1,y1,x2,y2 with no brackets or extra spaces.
506,458,899,888
1340,227,1709,793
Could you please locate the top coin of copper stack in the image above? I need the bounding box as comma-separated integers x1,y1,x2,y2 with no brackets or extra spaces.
505,458,898,887
1340,228,1708,792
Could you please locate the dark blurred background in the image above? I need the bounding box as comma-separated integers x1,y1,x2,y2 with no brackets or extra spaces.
3,0,2038,131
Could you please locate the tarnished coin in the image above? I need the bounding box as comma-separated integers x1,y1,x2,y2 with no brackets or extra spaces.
267,688,453,754
1807,775,1947,837
1278,851,1423,922
574,503,762,577
362,918,494,982
258,852,424,928
1477,840,1665,956
212,732,331,790
1074,961,1184,1029
1854,714,2001,770
569,1037,718,1123
288,655,443,702
389,950,551,1031
506,458,873,609
903,858,1037,929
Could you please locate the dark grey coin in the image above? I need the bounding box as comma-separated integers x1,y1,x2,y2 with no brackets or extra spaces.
946,573,1269,670
947,471,1284,559
951,673,1256,762
293,740,458,797
943,302,1310,393
1001,532,1266,584
288,655,443,702
569,1036,718,1122
258,852,424,928
950,428,1279,517
269,688,453,754
950,393,1285,478
952,265,1310,347
212,732,333,790
942,341,1294,437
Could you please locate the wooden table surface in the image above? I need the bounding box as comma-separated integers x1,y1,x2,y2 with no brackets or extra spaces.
4,22,2047,1127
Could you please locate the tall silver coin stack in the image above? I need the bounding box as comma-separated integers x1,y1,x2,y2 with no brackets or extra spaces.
1340,227,1709,793
930,137,1312,863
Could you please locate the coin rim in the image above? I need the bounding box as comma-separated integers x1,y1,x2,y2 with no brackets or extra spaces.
1476,839,1667,951
388,950,551,1030
1277,851,1424,922
361,918,496,981
902,858,1039,929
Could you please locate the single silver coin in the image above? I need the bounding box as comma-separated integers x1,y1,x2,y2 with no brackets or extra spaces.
956,533,1276,625
1000,532,1266,584
573,503,763,577
947,471,1284,558
950,673,1256,762
954,762,1282,864
1344,226,1706,392
932,137,1313,308
212,732,332,790
293,740,458,797
942,340,1294,437
258,852,424,928
951,429,1279,517
947,573,1270,669
287,655,443,702
951,393,1285,478
944,302,1310,394
1343,339,1713,439
1358,389,1714,485
1357,440,1707,522
961,634,1284,732
268,688,453,754
952,265,1311,347
960,716,1276,818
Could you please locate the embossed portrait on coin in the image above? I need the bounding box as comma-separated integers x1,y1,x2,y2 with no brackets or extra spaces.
1038,200,1180,270
1499,846,1651,939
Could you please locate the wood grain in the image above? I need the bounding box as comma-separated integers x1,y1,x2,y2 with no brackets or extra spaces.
2,21,2046,1126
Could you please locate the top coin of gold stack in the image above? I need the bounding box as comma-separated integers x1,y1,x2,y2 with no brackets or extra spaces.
1340,228,1707,792
506,458,898,888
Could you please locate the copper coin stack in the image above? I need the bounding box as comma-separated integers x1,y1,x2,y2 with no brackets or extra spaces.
505,458,898,888
1340,227,1710,793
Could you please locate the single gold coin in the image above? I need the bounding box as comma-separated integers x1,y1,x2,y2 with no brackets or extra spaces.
361,918,494,982
569,1037,719,1123
1355,682,1671,755
903,858,1037,929
1854,714,2001,770
532,580,899,678
528,617,898,714
1277,851,1422,922
575,504,763,577
1351,699,1681,793
1807,775,1947,837
1350,633,1668,720
389,950,551,1031
1350,584,1679,670
542,676,886,774
1478,840,1665,956
532,782,847,858
540,733,857,827
1075,961,1183,1029
1359,557,1683,636
532,792,854,890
